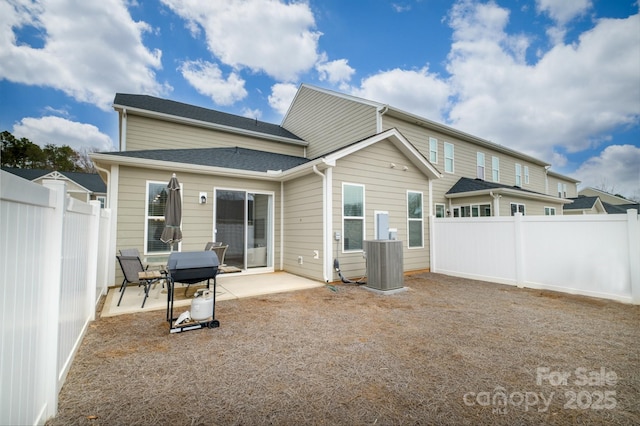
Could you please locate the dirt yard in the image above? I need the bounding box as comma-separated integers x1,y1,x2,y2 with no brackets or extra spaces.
46,272,639,425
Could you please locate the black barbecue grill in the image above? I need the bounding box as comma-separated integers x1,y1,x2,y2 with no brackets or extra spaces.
166,251,220,333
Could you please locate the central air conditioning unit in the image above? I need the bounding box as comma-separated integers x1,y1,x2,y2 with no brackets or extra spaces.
364,240,404,291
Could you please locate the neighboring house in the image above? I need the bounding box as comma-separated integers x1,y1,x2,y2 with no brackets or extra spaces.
1,167,107,207
91,84,578,283
577,187,640,214
564,196,608,215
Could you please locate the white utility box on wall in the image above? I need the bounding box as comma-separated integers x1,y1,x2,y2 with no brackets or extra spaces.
364,240,404,291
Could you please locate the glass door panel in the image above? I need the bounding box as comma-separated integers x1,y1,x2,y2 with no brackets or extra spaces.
247,193,272,268
215,190,245,269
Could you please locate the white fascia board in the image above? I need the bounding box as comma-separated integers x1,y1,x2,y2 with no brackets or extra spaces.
446,187,574,204
547,169,581,183
323,128,442,180
112,104,308,147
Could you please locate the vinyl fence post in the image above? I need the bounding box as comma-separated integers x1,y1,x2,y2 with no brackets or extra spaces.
87,201,101,320
514,212,524,287
42,180,66,420
429,215,436,272
627,209,640,304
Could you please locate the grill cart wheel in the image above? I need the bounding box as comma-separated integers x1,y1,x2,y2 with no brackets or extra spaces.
209,320,220,328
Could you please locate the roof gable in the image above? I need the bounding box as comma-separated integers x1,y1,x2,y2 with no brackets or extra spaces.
1,167,106,193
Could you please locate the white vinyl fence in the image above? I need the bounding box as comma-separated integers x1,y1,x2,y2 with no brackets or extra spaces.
430,210,640,304
1,171,111,426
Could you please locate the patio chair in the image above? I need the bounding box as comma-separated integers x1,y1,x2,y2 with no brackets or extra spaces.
204,241,222,251
116,255,165,308
209,245,228,267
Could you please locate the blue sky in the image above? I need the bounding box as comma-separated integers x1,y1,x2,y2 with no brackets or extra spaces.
1,0,639,199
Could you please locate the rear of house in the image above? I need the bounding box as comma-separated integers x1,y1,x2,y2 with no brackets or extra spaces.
93,83,582,286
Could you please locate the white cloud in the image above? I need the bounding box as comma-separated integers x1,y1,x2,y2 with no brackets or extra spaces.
536,0,592,25
352,67,451,123
316,55,355,89
12,116,114,152
0,0,169,110
179,60,247,106
536,0,593,44
268,83,298,116
574,145,640,201
242,108,262,120
444,1,640,164
161,0,321,81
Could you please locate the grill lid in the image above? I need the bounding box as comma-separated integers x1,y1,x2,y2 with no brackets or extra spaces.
168,251,219,272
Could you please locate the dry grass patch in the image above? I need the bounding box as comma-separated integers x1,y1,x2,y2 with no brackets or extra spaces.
47,273,640,425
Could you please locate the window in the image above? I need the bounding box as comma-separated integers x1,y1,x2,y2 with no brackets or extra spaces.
96,196,106,208
460,206,471,217
407,191,423,248
435,203,446,218
545,207,556,215
429,137,438,163
557,182,562,198
510,203,525,216
524,166,529,184
343,184,364,251
471,204,491,217
562,183,567,198
515,164,522,187
492,156,500,182
477,152,485,180
145,181,175,253
444,142,454,173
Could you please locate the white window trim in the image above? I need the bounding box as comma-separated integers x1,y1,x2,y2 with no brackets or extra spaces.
407,190,424,249
544,206,556,215
492,156,500,182
515,163,522,187
444,142,454,174
435,203,446,218
471,203,492,217
429,137,438,164
524,166,529,184
510,202,526,216
557,182,563,198
477,152,485,180
145,180,182,255
342,183,365,253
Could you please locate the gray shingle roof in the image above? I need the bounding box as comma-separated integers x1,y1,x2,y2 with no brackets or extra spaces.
1,167,106,193
113,94,303,142
565,196,598,210
446,177,544,196
603,202,640,214
106,147,310,172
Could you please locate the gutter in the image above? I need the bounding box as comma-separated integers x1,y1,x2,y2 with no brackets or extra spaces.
446,187,574,204
376,105,389,133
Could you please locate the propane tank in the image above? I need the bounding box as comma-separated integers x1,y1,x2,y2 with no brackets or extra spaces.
191,289,214,321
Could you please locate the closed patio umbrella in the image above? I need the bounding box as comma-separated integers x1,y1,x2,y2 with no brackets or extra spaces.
160,173,182,250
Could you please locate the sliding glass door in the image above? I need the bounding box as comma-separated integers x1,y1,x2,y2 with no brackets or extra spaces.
215,189,273,270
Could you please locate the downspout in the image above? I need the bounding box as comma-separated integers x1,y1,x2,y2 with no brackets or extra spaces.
376,105,389,133
120,108,127,151
280,180,284,271
490,191,502,217
313,165,330,282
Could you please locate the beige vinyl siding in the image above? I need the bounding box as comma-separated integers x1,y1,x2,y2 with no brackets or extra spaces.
547,175,578,198
282,173,324,280
330,139,431,280
283,86,378,158
498,196,562,217
382,115,550,211
125,115,304,157
114,166,282,283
